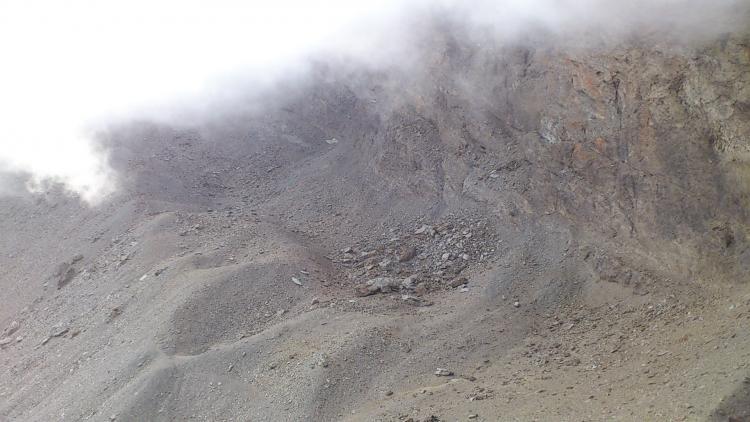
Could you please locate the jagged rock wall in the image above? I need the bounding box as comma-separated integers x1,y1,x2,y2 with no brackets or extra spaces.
263,24,750,286
103,19,749,289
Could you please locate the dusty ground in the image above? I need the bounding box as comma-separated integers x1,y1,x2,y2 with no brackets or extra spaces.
1,14,750,422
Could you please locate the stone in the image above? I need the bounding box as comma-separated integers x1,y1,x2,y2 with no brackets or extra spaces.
56,265,77,289
5,321,20,336
356,277,400,297
51,325,69,337
415,225,435,236
513,301,520,308
401,275,418,290
398,246,418,262
108,307,123,322
402,295,433,307
292,277,303,286
450,277,468,288
435,368,454,376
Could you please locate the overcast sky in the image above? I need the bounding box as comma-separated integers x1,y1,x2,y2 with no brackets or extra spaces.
0,0,414,201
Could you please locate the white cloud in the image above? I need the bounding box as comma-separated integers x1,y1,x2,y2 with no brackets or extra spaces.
0,0,409,203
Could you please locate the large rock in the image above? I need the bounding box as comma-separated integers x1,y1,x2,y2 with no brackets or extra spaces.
355,277,401,297
53,255,83,289
398,245,418,262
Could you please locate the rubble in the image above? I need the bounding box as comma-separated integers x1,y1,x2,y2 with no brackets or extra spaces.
345,215,497,299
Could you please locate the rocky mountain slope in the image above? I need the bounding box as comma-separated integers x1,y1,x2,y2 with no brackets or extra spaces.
1,12,750,422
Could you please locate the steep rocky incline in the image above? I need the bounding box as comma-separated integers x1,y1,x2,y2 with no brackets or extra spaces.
1,18,749,422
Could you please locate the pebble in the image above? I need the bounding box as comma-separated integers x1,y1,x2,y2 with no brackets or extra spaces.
435,368,454,376
513,301,520,308
401,275,418,290
415,225,435,236
6,321,20,336
292,277,303,286
51,325,69,337
398,246,418,262
450,277,468,288
402,295,433,306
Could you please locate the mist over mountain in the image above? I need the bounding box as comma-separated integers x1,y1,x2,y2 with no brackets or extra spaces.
1,1,749,421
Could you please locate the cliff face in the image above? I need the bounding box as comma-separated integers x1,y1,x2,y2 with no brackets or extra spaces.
250,25,750,290
407,28,750,287
1,14,749,422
